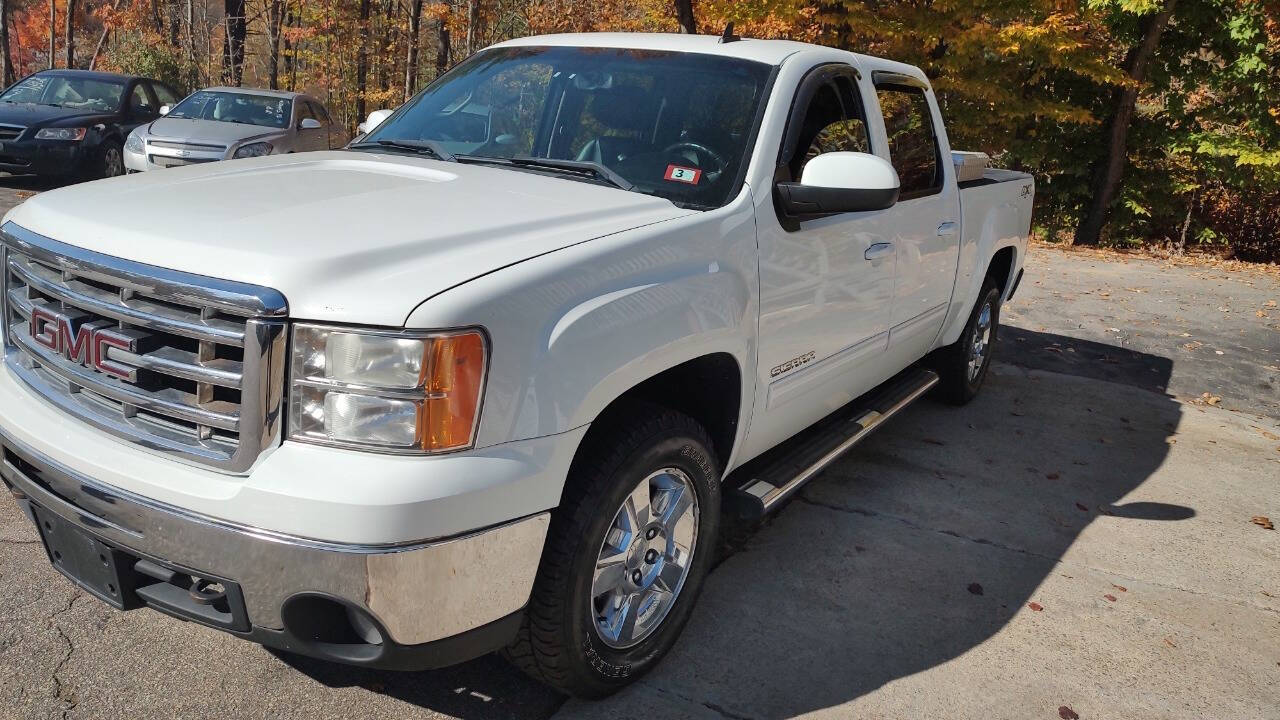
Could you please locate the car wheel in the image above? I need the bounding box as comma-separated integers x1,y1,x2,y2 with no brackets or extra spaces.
98,140,125,179
933,278,1002,405
504,403,721,698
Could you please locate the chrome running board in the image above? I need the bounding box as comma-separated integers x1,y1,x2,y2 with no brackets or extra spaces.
724,366,939,521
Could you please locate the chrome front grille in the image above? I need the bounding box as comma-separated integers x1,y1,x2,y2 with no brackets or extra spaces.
0,124,25,141
148,155,219,168
148,140,228,152
1,223,287,473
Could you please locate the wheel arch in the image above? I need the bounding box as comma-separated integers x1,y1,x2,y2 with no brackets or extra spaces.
571,353,745,484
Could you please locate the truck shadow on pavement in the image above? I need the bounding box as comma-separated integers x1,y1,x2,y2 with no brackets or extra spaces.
276,327,1192,719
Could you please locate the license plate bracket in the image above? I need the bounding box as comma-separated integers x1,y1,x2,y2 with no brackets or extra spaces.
32,506,139,610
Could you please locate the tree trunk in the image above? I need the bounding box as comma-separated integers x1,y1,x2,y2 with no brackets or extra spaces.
0,0,12,86
167,0,180,47
221,0,246,85
674,0,695,34
435,12,450,78
405,0,422,100
64,0,75,68
283,0,296,91
356,0,370,120
48,0,55,69
88,0,125,71
1074,0,1178,246
266,0,283,89
465,0,477,55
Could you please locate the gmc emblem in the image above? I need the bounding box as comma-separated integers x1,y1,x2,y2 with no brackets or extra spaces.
29,305,138,381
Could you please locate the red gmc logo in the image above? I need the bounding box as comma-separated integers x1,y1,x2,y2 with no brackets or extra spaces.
29,305,138,381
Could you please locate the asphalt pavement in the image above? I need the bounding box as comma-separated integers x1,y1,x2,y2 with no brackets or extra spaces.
1,176,1277,719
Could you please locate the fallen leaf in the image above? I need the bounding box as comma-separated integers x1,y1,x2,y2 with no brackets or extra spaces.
1075,502,1089,512
921,437,946,446
1251,516,1275,530
1112,584,1127,592
1164,636,1177,648
1104,594,1117,602
1268,300,1278,307
854,545,867,553
1047,472,1061,480
1028,601,1044,611
1259,429,1279,441
1059,706,1080,720
968,582,984,596
1097,506,1114,516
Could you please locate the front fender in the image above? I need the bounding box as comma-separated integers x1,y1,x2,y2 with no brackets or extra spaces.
405,194,760,452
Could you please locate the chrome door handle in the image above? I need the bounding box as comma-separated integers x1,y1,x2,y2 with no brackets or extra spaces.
864,242,894,261
938,222,959,237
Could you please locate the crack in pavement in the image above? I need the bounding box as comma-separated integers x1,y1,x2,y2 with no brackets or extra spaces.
792,493,1280,617
637,680,760,720
0,538,41,546
48,594,81,720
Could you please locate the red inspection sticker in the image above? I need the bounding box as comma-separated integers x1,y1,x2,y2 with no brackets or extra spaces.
664,164,702,185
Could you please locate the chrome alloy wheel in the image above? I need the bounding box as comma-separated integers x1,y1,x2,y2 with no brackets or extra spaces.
967,300,993,382
590,467,699,649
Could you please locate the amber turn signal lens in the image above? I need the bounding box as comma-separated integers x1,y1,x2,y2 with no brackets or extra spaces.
417,331,487,451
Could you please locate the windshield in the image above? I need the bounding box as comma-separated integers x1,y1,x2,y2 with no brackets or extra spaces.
0,74,126,112
166,90,293,129
364,46,773,209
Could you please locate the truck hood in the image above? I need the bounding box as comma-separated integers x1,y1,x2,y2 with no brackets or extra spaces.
5,151,694,325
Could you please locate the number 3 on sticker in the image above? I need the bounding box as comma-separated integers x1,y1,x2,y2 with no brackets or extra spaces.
664,165,702,185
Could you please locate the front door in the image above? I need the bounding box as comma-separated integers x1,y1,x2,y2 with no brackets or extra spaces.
745,65,899,459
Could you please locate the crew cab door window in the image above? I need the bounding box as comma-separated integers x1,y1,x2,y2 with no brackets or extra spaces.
874,85,942,199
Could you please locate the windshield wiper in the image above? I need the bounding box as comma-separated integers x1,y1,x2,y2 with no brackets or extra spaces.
456,155,634,191
502,156,635,191
350,138,456,162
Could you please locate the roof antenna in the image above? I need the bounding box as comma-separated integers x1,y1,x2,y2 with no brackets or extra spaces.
719,22,741,43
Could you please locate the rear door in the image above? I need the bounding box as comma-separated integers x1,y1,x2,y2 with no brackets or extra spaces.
871,75,960,365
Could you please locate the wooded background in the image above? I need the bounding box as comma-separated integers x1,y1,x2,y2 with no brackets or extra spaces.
0,0,1275,261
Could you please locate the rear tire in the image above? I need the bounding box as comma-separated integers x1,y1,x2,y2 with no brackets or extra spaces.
504,404,721,698
933,279,1002,405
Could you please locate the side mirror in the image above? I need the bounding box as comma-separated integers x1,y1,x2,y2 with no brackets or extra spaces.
775,152,900,220
298,117,323,130
159,105,171,116
363,109,394,134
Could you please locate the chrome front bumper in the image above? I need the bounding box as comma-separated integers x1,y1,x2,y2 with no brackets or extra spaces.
1,426,548,662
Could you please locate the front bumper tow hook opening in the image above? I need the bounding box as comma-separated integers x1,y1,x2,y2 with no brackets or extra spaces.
189,578,228,606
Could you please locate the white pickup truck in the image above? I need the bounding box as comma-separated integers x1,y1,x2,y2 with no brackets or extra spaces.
0,33,1032,696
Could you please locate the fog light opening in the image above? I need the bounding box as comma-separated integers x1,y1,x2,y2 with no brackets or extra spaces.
346,605,384,646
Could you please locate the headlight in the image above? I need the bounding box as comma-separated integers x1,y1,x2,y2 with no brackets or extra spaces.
289,324,488,453
125,132,144,153
233,141,273,158
35,127,87,141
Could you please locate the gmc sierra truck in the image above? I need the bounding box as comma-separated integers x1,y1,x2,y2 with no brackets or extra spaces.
0,33,1032,697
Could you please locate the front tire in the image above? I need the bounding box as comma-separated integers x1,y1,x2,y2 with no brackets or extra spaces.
933,279,1002,405
505,405,721,698
96,140,125,180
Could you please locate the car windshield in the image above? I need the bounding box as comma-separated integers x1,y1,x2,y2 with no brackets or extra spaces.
363,46,774,209
0,74,125,112
166,90,293,129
